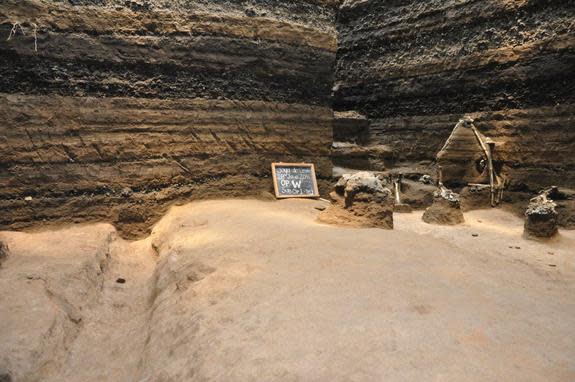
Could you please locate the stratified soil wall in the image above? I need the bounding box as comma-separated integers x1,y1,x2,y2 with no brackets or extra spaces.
0,0,337,237
334,0,575,194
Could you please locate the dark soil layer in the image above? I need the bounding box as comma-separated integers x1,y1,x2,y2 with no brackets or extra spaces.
334,0,575,195
0,0,337,237
2,0,574,235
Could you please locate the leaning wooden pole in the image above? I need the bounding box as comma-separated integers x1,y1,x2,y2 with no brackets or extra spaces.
470,125,496,207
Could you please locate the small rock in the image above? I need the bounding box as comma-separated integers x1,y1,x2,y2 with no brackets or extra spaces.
344,172,394,229
334,174,351,195
314,206,326,211
548,264,556,267
121,187,133,198
419,175,433,185
343,171,386,208
472,233,479,237
24,196,33,201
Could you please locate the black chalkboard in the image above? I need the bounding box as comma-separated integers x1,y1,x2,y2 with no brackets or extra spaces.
271,163,320,199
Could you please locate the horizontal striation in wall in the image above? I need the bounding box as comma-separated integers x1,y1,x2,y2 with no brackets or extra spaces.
0,1,336,105
0,95,333,237
334,0,575,193
369,105,575,190
0,0,336,236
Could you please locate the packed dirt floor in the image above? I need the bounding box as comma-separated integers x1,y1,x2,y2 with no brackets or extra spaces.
1,199,574,381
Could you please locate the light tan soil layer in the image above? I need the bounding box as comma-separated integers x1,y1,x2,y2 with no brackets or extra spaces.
1,199,574,381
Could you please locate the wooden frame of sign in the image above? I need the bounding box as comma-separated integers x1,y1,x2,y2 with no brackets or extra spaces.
271,162,320,199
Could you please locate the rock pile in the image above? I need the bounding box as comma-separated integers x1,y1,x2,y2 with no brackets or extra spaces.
422,186,465,225
524,188,559,239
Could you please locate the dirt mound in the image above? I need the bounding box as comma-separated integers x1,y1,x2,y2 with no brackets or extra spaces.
319,172,394,229
423,186,465,225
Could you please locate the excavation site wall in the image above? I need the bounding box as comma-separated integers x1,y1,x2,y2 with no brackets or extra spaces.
334,0,575,198
0,0,337,238
2,0,574,236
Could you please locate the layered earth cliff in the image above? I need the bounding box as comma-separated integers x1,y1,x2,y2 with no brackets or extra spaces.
2,0,574,235
0,0,337,238
334,0,575,203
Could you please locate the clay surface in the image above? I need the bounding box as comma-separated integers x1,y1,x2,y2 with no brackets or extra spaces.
1,199,574,381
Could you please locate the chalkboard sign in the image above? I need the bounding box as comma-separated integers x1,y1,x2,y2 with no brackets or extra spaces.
271,163,320,199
